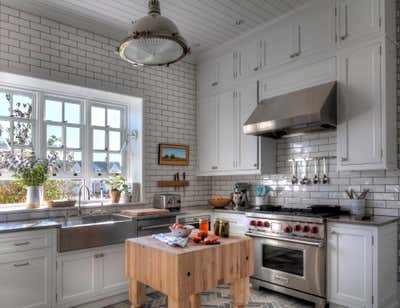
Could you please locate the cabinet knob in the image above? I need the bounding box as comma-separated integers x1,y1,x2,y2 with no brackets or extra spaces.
211,82,218,87
341,157,348,162
253,67,259,71
94,253,104,258
211,166,218,170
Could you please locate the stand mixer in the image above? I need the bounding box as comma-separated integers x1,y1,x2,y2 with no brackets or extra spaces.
231,183,250,210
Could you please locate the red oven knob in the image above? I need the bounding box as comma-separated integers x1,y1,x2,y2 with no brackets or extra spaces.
310,226,319,234
294,224,301,231
283,226,292,233
249,220,256,226
263,221,270,228
301,226,309,233
256,221,263,227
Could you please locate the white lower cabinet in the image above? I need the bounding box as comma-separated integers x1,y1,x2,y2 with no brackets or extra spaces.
56,244,127,307
0,229,56,308
327,222,398,308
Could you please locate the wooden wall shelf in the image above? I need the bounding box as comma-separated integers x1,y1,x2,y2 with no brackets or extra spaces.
157,180,189,187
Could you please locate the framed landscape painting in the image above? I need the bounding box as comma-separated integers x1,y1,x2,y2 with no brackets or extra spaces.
159,144,190,166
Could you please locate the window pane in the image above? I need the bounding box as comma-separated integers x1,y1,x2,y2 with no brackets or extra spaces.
43,179,82,201
0,92,11,117
107,109,121,128
92,129,105,150
0,120,11,150
66,127,80,149
0,180,26,204
13,121,32,146
47,125,63,148
93,152,107,175
12,94,33,119
109,153,122,174
66,151,82,174
109,131,121,151
91,106,105,126
47,150,63,175
45,100,62,122
65,103,80,124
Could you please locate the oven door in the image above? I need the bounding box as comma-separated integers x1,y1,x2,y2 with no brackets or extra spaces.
249,233,325,297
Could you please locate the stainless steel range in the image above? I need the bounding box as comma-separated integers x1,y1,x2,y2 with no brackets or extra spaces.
245,206,342,308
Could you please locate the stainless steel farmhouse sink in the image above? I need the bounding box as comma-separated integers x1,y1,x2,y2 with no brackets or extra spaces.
57,214,137,252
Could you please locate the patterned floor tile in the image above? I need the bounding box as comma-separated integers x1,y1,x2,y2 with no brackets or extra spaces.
105,286,313,308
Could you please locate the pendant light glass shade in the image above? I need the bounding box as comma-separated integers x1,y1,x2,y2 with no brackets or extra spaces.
118,0,189,66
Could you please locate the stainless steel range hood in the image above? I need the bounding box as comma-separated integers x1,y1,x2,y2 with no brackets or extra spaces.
243,81,337,138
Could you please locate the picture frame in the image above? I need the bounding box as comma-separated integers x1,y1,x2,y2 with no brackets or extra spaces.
159,144,190,166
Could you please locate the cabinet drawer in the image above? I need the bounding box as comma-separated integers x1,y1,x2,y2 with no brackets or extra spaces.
0,230,50,255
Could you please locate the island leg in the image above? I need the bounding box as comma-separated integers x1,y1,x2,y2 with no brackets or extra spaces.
190,294,201,308
231,277,250,308
168,296,191,308
129,279,147,308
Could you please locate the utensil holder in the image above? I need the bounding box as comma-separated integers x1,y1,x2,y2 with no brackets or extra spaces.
349,199,366,217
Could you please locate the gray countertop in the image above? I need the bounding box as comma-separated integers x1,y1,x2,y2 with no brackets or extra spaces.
327,215,400,226
0,220,61,234
1,205,398,233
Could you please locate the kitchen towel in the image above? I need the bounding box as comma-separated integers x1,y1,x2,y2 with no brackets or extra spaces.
152,233,189,248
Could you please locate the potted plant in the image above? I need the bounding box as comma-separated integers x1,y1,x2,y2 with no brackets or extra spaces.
101,175,127,204
0,152,60,208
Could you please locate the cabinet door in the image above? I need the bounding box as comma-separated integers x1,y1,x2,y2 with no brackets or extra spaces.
218,52,236,87
337,0,381,45
100,246,127,292
0,252,50,308
296,1,335,58
337,42,382,169
197,60,218,96
217,90,236,171
238,40,262,77
327,225,373,307
264,19,295,69
57,251,96,304
237,82,258,170
197,97,218,173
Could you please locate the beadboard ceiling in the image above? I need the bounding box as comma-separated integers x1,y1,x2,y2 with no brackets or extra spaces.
2,0,311,55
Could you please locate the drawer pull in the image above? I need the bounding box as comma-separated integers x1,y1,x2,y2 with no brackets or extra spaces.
13,262,30,267
211,82,218,87
94,253,104,259
14,241,30,246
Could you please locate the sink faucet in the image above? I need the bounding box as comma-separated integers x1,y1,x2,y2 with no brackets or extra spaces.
78,184,91,216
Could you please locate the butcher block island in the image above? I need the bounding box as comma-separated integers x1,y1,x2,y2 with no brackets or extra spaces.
125,235,254,308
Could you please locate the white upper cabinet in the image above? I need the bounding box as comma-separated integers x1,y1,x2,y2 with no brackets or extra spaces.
217,90,236,172
197,96,218,173
218,52,237,88
236,82,258,171
337,38,397,170
237,40,263,78
335,0,396,47
197,60,218,96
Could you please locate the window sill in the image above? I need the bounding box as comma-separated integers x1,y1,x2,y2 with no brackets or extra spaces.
0,201,146,214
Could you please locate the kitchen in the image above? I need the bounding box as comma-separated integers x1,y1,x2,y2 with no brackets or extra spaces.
0,0,399,307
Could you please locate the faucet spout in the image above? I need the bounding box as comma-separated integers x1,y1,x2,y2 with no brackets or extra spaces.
78,184,91,216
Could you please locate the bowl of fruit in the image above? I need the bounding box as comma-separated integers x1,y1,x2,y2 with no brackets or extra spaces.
208,197,232,208
170,223,194,238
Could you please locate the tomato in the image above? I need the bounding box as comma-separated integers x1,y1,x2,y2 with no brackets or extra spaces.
203,236,218,245
197,231,207,240
192,236,202,243
172,223,185,230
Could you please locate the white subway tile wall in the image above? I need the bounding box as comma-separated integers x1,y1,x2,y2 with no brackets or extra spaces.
0,4,212,208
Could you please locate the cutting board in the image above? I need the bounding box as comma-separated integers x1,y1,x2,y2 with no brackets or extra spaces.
120,208,170,217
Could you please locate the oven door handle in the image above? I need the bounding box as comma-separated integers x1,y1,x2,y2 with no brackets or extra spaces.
245,232,325,248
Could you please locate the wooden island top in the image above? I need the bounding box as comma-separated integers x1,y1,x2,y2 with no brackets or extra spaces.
125,234,254,308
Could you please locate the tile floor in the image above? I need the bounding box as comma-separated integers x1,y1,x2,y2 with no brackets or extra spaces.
107,285,313,308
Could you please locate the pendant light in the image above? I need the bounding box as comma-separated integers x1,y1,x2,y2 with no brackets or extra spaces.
118,0,190,66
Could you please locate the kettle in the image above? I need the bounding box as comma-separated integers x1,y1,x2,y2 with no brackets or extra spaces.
231,183,250,210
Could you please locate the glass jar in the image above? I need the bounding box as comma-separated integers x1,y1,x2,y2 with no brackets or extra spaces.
219,220,230,238
199,217,209,236
214,219,220,236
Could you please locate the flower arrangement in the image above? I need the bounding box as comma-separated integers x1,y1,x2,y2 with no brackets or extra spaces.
0,151,61,208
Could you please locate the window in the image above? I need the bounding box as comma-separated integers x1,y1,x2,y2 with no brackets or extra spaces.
44,96,83,176
90,103,125,177
0,81,141,206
